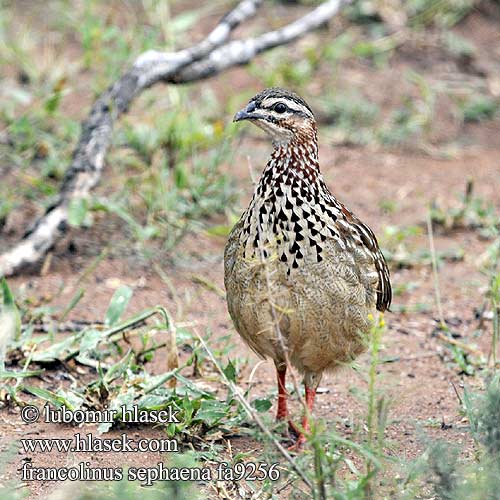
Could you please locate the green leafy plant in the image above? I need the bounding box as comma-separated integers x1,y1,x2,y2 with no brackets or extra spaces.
430,180,499,238
458,95,499,123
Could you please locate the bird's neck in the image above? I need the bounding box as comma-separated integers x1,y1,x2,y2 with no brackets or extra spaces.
263,127,320,186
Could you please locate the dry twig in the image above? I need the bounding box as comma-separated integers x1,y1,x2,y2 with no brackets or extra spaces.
0,0,351,277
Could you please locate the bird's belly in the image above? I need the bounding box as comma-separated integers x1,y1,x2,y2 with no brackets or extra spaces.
224,246,377,373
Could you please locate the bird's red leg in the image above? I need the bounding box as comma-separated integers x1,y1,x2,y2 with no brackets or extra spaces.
301,386,317,434
276,365,300,439
288,385,317,451
276,366,288,421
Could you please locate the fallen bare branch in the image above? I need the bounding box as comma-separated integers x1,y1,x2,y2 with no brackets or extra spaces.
0,0,351,277
174,0,350,82
0,0,261,277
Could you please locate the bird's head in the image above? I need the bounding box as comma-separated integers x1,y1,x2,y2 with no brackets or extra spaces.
233,87,316,146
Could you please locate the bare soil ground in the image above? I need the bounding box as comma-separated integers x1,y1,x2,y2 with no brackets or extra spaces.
1,3,500,498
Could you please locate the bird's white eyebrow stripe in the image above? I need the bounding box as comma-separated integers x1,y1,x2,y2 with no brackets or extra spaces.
260,97,313,117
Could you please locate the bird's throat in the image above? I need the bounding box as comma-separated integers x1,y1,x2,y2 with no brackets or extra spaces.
266,133,320,187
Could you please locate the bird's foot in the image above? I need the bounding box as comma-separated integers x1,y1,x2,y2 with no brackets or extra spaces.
287,427,306,452
287,419,301,438
286,420,306,452
287,436,306,453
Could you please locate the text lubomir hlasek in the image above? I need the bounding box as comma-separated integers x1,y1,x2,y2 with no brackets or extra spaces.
42,403,179,424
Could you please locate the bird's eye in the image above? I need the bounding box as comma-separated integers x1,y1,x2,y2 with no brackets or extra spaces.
273,103,287,114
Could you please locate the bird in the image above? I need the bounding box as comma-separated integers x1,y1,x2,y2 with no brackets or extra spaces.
224,88,391,449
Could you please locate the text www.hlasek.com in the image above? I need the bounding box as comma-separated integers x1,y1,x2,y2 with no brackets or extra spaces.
20,433,178,454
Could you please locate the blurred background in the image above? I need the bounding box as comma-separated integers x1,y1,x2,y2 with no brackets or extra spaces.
1,1,500,499
1,0,498,259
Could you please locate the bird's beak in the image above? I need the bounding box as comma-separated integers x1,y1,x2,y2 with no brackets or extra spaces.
233,101,261,122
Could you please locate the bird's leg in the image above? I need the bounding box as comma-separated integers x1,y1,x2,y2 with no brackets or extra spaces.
302,387,318,433
288,385,316,450
288,371,321,452
275,364,304,438
275,365,288,421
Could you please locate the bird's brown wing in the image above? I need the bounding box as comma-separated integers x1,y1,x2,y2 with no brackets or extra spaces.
337,204,392,312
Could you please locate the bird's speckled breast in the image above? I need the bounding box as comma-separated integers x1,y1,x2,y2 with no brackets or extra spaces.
223,142,381,373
